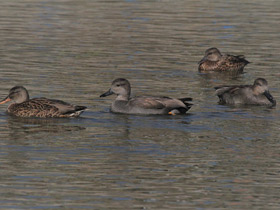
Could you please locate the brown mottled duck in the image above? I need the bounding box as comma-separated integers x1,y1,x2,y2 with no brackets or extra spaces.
0,86,87,118
198,47,250,73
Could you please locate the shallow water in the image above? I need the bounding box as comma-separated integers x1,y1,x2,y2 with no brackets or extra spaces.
0,0,280,209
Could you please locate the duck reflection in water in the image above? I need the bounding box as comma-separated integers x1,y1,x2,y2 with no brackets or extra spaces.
6,115,86,139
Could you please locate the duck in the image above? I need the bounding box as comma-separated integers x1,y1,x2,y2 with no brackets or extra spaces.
100,78,192,115
215,78,276,106
0,86,87,118
198,47,250,72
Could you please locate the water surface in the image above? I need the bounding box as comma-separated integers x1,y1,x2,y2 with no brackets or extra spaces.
0,0,280,209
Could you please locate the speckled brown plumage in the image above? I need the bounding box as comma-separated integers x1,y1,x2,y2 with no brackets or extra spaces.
198,47,250,72
0,86,86,118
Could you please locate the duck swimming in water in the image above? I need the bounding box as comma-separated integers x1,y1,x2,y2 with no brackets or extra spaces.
0,86,87,118
100,78,192,115
198,47,250,73
215,78,276,106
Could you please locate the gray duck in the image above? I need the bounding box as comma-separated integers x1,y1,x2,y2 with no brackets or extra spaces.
215,78,276,106
100,78,192,115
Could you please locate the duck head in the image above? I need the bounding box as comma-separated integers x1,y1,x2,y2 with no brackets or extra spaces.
253,78,276,105
198,47,222,64
100,78,131,100
0,86,29,104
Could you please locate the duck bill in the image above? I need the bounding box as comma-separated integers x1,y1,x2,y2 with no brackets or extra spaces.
198,56,207,65
0,96,11,104
264,91,276,105
100,89,114,97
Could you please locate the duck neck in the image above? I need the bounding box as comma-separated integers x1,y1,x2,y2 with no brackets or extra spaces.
116,93,130,101
16,92,29,103
252,85,264,96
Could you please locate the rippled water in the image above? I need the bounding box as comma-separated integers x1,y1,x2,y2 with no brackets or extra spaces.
0,0,280,209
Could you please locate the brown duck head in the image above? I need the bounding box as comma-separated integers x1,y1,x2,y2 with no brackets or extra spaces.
0,86,30,104
198,47,222,64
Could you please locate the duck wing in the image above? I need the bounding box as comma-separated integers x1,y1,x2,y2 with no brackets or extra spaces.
37,98,86,114
214,85,250,96
128,96,166,109
129,96,191,110
225,54,250,65
27,98,86,116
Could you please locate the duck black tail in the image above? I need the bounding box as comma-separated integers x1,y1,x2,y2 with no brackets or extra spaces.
75,106,87,111
65,106,87,117
237,55,250,65
179,97,193,110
